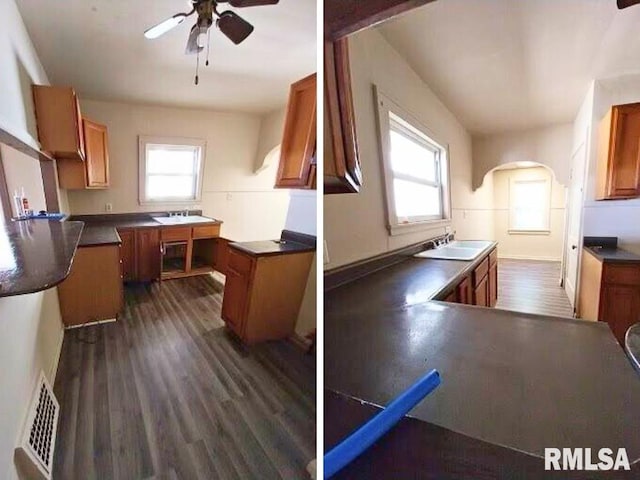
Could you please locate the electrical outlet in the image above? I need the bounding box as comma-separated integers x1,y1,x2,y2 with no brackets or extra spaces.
226,193,233,201
445,225,452,234
105,203,113,212
323,240,330,265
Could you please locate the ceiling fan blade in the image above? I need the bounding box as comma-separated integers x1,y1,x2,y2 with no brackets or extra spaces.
217,11,254,44
226,0,279,7
618,0,640,8
185,24,206,55
145,11,192,39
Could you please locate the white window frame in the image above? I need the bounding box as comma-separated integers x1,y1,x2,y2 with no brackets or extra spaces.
508,177,551,234
138,136,206,205
374,86,451,236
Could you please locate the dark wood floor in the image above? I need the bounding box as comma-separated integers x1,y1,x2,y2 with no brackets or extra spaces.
53,275,316,480
495,259,574,319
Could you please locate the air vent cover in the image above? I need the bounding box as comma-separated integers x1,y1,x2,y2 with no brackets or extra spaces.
15,372,60,480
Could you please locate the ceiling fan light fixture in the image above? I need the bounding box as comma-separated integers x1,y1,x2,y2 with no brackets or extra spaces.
216,11,254,45
144,14,187,39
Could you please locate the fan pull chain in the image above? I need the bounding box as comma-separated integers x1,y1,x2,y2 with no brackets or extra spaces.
195,48,200,85
206,29,211,67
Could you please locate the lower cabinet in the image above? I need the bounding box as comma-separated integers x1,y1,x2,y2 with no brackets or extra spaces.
221,247,314,344
119,229,136,281
136,228,161,282
578,249,640,345
57,244,123,326
441,247,498,308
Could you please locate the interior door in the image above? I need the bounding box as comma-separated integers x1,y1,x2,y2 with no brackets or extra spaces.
564,140,587,309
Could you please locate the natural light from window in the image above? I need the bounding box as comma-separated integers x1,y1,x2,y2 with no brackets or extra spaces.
509,179,550,232
139,137,205,204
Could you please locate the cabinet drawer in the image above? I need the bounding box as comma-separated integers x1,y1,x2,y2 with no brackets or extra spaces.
603,264,640,286
161,227,191,242
228,247,254,275
473,257,490,286
489,248,498,267
193,224,220,239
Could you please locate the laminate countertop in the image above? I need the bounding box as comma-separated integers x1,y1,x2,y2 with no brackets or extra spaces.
0,219,84,297
584,245,640,264
230,230,316,257
325,253,640,466
77,225,122,247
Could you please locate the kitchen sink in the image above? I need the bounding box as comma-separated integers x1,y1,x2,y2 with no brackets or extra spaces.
152,215,214,225
414,240,492,261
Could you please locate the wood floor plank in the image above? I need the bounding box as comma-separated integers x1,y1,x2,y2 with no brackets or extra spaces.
495,259,574,319
53,275,315,479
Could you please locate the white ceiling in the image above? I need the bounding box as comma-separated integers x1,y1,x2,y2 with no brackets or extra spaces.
378,0,640,136
17,0,316,113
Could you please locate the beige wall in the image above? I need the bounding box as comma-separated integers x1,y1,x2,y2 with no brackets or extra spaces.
473,123,573,190
1,144,47,217
254,108,286,173
66,100,291,242
324,28,494,270
0,2,66,479
492,166,566,261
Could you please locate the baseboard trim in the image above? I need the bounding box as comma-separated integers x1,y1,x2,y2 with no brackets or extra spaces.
64,318,117,330
289,333,312,352
498,254,561,262
50,327,65,384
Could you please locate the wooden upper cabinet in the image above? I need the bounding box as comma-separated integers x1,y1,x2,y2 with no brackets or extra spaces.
596,103,640,200
32,85,85,161
83,119,110,188
56,118,111,190
275,73,317,189
324,39,363,194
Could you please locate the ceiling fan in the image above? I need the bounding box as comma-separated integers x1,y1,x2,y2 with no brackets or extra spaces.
618,0,640,8
144,0,279,84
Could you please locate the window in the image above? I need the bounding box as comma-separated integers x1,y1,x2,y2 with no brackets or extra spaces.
509,178,551,233
138,136,206,204
375,87,450,235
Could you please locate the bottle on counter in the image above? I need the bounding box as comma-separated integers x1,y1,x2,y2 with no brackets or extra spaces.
21,187,30,216
13,189,24,218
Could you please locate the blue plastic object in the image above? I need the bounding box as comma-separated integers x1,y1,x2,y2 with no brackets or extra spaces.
324,369,441,479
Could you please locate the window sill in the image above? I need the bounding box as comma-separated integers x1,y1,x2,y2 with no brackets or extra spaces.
139,199,201,206
508,230,550,236
389,219,451,236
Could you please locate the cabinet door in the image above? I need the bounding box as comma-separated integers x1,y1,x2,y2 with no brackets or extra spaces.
276,73,317,189
324,39,363,194
474,276,489,307
214,238,231,276
118,229,136,282
489,263,498,307
600,285,640,345
221,267,250,335
136,228,161,282
457,276,472,305
83,119,110,188
32,85,85,160
598,104,640,199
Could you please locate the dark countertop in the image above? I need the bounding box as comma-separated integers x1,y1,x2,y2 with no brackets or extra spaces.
69,212,222,230
78,225,122,247
584,245,640,264
325,253,640,463
626,323,640,374
230,240,314,256
230,229,316,257
0,220,84,297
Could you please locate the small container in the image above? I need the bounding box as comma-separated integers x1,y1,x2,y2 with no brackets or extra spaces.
13,190,24,218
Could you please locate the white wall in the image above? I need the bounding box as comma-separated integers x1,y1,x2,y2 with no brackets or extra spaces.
581,75,640,255
491,166,566,261
324,29,494,269
254,108,286,173
0,4,67,479
284,190,316,336
66,100,291,242
473,123,573,190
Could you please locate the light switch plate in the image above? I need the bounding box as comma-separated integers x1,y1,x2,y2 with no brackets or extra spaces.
105,203,113,212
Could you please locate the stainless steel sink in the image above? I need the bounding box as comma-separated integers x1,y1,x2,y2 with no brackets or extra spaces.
152,215,213,225
414,240,492,261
